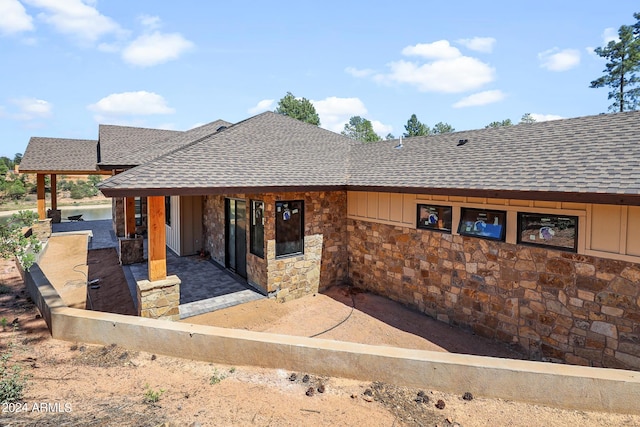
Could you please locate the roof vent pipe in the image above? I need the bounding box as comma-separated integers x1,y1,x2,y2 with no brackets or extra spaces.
457,139,468,146
394,135,403,149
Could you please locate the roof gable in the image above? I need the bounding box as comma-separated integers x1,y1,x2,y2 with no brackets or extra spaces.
99,112,352,194
98,124,182,167
20,137,99,173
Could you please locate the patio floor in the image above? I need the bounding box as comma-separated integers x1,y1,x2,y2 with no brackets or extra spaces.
51,220,264,318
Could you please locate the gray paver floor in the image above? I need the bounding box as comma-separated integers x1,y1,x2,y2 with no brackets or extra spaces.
52,220,264,318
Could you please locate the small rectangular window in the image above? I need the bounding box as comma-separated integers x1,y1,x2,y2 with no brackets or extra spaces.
276,200,303,257
458,208,506,241
250,200,265,258
417,204,452,233
135,197,142,226
165,196,171,226
518,212,578,252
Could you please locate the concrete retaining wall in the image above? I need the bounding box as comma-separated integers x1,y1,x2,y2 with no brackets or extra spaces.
21,258,640,415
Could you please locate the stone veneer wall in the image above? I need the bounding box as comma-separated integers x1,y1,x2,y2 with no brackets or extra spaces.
348,219,640,370
137,275,181,320
112,197,124,237
203,191,348,296
267,234,323,301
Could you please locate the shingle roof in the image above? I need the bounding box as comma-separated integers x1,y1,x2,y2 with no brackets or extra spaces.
99,112,352,194
127,119,232,165
19,137,99,173
98,125,182,167
97,110,640,202
348,111,640,196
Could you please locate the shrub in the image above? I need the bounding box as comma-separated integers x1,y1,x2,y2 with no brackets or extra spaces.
0,352,28,404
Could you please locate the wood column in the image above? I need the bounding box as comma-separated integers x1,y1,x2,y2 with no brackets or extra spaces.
50,174,57,210
147,196,166,281
124,197,136,237
36,174,46,220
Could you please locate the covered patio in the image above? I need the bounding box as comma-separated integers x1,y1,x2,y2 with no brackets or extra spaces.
51,219,264,318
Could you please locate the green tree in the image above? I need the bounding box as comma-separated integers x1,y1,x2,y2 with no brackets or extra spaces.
403,114,430,137
13,153,22,165
6,181,25,200
0,211,41,270
341,116,381,142
590,19,640,112
485,119,513,128
385,133,395,140
432,121,455,134
274,92,320,126
519,113,536,124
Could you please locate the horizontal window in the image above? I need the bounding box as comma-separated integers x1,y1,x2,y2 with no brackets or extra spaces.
518,212,578,252
458,208,506,241
417,204,452,233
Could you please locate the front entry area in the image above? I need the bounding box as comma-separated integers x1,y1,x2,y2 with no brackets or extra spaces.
225,198,247,278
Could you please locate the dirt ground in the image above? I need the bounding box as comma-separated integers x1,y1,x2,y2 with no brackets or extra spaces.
2,259,640,426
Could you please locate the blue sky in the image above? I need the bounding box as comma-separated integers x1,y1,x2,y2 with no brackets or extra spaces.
1,1,638,158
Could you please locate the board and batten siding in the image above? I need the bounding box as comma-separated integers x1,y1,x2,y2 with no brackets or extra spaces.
347,191,640,263
165,195,181,255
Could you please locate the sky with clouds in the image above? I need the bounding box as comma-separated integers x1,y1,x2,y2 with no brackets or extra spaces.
0,0,637,157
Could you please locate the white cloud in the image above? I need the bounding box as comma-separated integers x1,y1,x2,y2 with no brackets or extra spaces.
402,40,461,60
538,48,580,71
24,0,124,43
371,120,393,136
378,56,495,93
0,0,34,35
10,97,52,120
87,91,174,121
351,41,496,94
602,27,617,44
453,90,505,108
248,99,274,115
122,31,194,67
457,37,496,53
530,113,563,122
312,96,368,132
138,15,162,30
345,67,375,78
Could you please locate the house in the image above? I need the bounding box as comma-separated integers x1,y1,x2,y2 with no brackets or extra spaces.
21,110,640,370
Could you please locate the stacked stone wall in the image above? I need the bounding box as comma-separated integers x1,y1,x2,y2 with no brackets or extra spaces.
203,191,348,297
137,276,181,320
348,219,640,370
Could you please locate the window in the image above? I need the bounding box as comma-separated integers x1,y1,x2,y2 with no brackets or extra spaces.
417,204,452,233
518,212,578,252
458,208,506,241
276,200,303,257
250,200,265,258
165,196,171,226
135,197,142,226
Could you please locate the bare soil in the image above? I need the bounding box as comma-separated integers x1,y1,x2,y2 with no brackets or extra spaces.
1,259,639,426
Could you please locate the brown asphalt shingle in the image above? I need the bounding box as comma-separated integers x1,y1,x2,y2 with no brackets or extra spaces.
98,124,182,167
94,110,640,199
347,111,640,195
19,137,99,172
99,112,352,194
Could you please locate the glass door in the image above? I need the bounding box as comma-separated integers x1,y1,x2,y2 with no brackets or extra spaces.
225,199,247,278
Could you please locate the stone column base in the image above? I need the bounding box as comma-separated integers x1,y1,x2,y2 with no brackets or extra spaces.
47,209,61,223
119,236,144,265
32,219,52,241
137,275,181,320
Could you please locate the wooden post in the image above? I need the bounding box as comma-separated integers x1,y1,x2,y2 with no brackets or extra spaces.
147,196,166,281
36,174,46,220
124,197,136,237
50,174,57,211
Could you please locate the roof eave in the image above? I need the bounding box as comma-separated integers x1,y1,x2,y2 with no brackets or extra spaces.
99,184,348,198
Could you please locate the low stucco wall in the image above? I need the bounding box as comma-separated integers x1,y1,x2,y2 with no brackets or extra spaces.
21,257,640,415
